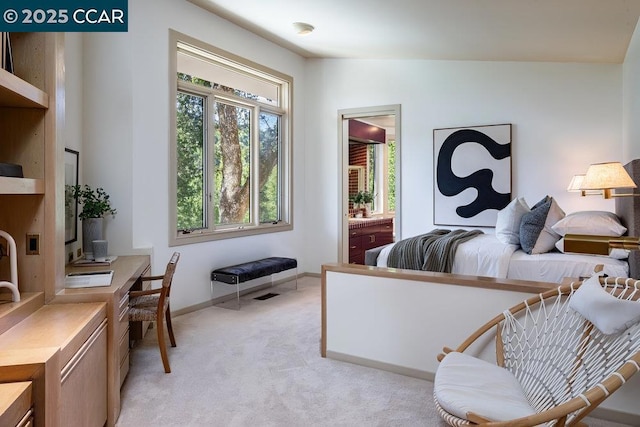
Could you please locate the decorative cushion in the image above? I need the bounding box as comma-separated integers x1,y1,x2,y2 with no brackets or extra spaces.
434,352,536,422
495,197,530,245
519,196,565,254
551,211,627,237
569,273,640,335
555,238,630,260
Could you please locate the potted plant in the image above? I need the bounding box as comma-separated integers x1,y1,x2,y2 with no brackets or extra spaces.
352,190,374,217
72,185,117,259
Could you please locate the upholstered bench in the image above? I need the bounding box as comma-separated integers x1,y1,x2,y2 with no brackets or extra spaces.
210,257,298,308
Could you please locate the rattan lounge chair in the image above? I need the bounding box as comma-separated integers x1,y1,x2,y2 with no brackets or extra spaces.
434,272,640,426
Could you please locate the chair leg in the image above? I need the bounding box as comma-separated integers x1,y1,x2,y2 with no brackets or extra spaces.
156,317,171,373
166,306,176,347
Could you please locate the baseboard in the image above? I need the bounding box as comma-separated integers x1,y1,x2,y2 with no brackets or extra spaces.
325,350,434,381
172,272,313,317
324,351,640,425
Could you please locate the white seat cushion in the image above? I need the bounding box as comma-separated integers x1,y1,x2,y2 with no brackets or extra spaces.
434,352,536,422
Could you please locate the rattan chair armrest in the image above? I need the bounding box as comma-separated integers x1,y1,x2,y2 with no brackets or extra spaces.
130,288,162,298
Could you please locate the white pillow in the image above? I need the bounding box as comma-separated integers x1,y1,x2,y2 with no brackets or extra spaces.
555,238,630,260
495,197,530,245
519,196,565,254
569,273,640,335
551,211,627,237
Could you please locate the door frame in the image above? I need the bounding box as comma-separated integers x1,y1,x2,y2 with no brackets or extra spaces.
338,104,402,263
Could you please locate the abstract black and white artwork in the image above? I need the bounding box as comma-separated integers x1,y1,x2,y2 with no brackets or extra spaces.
434,124,512,227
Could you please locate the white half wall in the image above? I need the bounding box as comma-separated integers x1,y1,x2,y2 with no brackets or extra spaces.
324,269,640,423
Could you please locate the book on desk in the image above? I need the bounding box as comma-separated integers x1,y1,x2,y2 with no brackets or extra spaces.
64,270,114,288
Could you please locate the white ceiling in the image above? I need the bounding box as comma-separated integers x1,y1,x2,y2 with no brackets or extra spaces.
188,0,640,63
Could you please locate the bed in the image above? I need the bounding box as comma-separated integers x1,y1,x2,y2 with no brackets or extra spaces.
365,159,640,284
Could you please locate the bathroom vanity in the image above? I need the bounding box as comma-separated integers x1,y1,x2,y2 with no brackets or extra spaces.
348,217,394,264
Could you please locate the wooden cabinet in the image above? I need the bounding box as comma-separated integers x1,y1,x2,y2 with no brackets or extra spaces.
348,218,394,264
60,320,107,427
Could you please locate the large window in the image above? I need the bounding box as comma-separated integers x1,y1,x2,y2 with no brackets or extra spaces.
170,32,292,244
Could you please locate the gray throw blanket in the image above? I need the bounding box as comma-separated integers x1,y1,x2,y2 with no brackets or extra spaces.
386,228,484,272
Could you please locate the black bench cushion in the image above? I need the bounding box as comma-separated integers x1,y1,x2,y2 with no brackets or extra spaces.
211,257,297,284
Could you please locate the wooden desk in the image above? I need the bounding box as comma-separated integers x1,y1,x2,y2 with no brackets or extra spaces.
56,255,150,427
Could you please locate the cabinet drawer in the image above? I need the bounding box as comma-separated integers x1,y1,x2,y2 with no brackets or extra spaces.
119,352,130,388
119,329,129,366
60,320,108,427
119,331,130,387
16,410,33,427
0,382,32,427
375,234,394,247
349,227,365,238
349,236,362,256
118,294,130,337
349,253,364,265
362,233,383,250
380,222,393,233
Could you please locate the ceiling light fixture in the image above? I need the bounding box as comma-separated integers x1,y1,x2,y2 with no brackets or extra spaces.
292,22,314,36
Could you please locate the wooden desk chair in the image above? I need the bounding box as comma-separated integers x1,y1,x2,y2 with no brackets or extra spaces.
129,252,180,373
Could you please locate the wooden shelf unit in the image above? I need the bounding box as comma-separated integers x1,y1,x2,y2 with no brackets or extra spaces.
0,32,64,300
0,67,49,109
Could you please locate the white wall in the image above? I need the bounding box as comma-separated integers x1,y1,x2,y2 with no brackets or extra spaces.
305,59,623,271
75,0,307,312
623,19,640,161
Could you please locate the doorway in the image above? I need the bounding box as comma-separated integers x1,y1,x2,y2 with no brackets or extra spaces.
338,105,401,264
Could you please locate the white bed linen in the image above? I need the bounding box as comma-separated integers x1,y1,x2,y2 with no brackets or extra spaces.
376,233,629,283
377,234,517,278
506,250,629,283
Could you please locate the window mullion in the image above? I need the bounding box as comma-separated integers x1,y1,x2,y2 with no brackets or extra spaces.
251,105,260,226
206,94,216,232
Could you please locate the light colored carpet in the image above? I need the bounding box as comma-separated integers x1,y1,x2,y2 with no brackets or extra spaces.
117,276,630,427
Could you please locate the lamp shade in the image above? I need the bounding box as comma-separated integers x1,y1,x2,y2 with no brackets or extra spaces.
567,174,585,192
580,162,637,190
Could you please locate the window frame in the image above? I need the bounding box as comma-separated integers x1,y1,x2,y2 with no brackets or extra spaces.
169,30,293,246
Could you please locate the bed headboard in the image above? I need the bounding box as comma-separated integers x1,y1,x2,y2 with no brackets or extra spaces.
615,159,640,279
